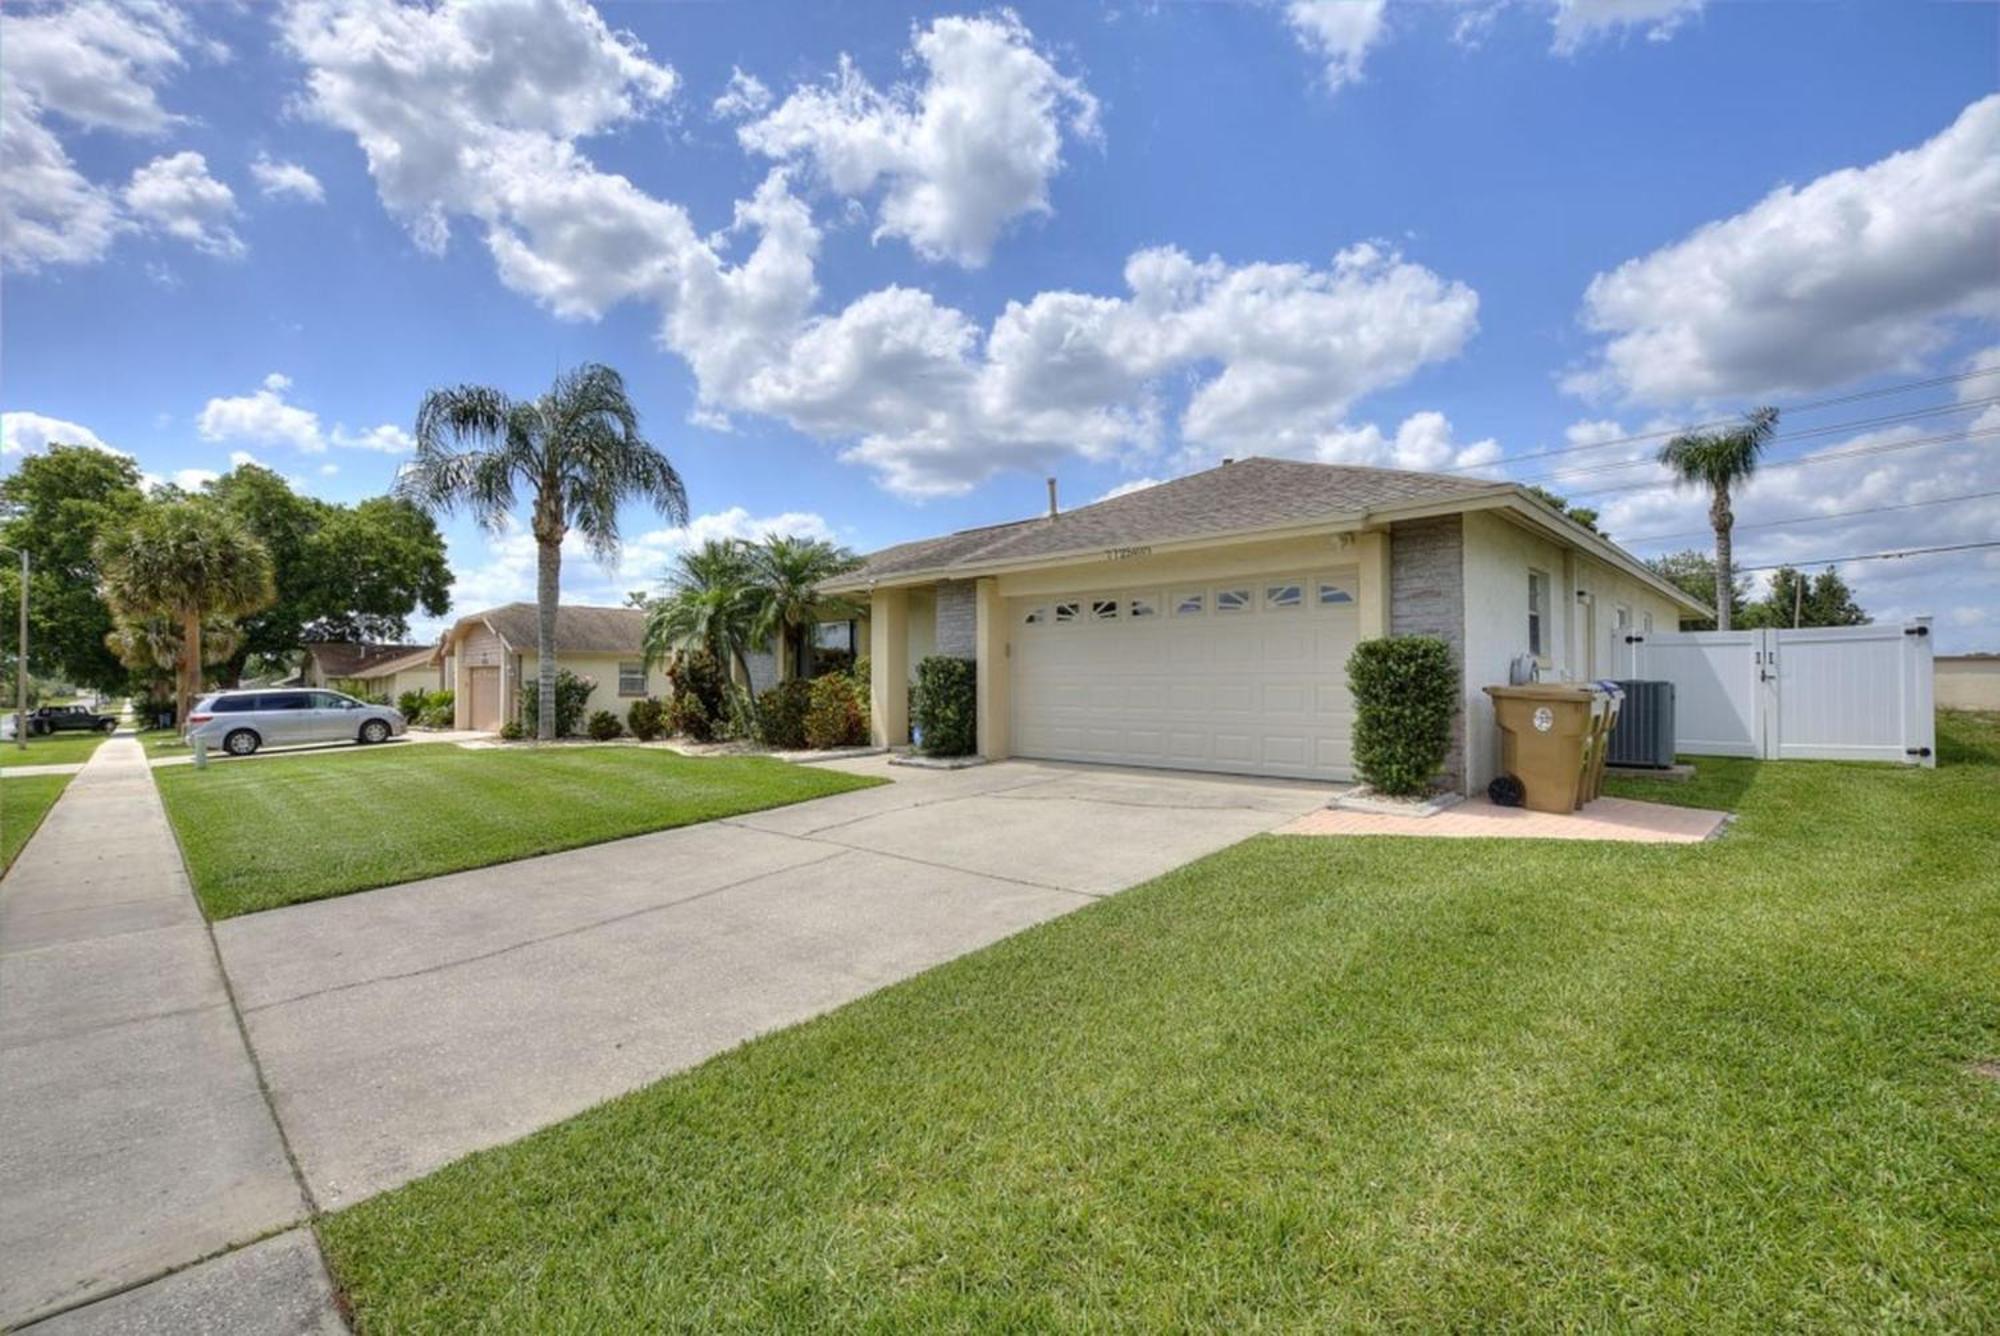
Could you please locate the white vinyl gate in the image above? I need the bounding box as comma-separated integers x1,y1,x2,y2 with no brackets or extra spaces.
1627,620,1936,766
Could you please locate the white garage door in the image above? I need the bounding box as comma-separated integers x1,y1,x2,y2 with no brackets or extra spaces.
1010,569,1360,781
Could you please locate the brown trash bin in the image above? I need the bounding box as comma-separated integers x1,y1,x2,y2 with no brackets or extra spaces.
1484,683,1598,813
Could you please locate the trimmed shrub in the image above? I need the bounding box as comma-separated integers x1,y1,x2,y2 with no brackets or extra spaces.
666,693,713,742
627,697,666,742
851,654,872,715
804,672,866,750
756,678,814,750
668,649,729,722
1346,635,1458,796
586,709,623,742
912,655,976,757
813,647,856,679
498,719,525,741
518,669,594,738
397,688,428,719
417,703,453,729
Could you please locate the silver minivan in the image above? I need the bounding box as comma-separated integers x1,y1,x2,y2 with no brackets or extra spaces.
185,689,407,756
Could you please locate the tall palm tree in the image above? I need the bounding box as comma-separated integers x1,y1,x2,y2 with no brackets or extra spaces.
398,364,687,739
1657,406,1778,632
746,535,861,680
643,539,760,703
96,500,275,728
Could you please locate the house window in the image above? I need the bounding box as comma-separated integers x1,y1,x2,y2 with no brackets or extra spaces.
1173,590,1206,616
618,661,647,696
1128,595,1159,619
1528,568,1551,658
1317,577,1354,606
1090,598,1120,622
815,620,855,653
1264,582,1302,611
1216,588,1251,613
1054,600,1081,624
1022,606,1048,626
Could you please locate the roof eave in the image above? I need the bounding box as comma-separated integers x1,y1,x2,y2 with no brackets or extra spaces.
1489,489,1713,617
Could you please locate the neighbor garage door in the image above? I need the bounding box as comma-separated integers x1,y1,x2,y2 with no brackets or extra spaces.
1010,568,1360,781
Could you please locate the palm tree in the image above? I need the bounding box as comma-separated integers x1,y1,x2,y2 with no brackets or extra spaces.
746,535,861,680
643,539,761,705
1657,407,1778,632
96,500,275,728
398,364,687,740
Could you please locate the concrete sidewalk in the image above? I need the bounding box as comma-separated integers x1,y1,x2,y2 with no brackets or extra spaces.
0,738,339,1331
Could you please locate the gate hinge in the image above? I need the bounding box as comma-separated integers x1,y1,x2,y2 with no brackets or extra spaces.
1623,634,1644,644
1903,625,1930,637
1906,746,1933,757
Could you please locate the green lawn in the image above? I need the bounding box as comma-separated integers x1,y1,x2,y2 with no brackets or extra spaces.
0,730,112,769
154,746,882,918
1,774,73,871
322,712,2000,1331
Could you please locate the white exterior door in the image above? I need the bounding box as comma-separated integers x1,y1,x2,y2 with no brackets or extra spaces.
1009,569,1360,781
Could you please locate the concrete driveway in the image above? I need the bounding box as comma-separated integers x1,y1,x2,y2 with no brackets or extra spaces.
215,758,1325,1209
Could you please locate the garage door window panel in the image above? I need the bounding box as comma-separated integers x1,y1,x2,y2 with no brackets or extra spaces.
1090,598,1120,622
1055,600,1081,625
1174,590,1206,616
1264,582,1303,611
1128,595,1159,619
1317,576,1355,607
1216,588,1251,614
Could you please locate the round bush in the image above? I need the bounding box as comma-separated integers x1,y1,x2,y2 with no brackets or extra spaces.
666,693,713,742
912,656,976,757
586,709,623,741
804,672,866,749
756,679,814,749
1346,636,1458,796
627,697,666,742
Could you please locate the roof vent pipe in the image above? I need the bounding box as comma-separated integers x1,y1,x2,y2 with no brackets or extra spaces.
1046,476,1059,518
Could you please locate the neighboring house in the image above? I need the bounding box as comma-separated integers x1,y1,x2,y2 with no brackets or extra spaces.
301,641,443,701
822,456,1708,794
438,604,670,732
1935,653,2000,711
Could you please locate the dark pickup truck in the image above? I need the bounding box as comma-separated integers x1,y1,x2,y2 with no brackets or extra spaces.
24,705,119,736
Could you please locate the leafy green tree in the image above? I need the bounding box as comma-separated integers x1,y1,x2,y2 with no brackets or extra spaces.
399,364,687,740
0,445,147,692
1746,565,1868,629
1647,549,1748,631
96,500,276,725
746,534,861,680
206,465,450,682
643,540,761,717
1657,407,1779,631
1521,485,1602,535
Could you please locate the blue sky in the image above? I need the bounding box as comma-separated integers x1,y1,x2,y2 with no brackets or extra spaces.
3,0,1997,648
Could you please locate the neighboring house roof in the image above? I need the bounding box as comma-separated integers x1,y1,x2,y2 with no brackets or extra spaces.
304,641,433,678
446,602,649,655
826,456,1707,615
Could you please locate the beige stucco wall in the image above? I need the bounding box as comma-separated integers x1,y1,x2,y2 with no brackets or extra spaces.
1573,555,1685,682
1936,658,2000,711
513,651,670,728
451,624,510,730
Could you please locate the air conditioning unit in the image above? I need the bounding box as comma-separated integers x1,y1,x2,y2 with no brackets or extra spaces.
1607,679,1675,768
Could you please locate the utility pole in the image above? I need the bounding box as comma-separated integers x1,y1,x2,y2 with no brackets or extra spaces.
1,544,25,750
1793,572,1803,629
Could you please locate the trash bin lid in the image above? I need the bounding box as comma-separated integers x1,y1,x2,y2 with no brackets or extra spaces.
1482,682,1594,702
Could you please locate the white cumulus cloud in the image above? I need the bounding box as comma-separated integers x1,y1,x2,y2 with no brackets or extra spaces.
1,410,116,456
250,153,325,203
124,150,244,256
195,372,411,457
1283,0,1389,91
711,67,771,120
739,12,1099,267
1549,0,1703,53
1568,95,2000,406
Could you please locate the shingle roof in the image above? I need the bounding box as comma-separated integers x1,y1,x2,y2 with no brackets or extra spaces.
836,457,1495,585
462,602,648,655
303,641,433,677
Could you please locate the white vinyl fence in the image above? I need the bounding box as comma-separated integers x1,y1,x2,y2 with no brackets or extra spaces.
1627,620,1936,767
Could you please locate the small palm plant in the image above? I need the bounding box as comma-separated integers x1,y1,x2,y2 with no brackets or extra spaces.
747,535,861,680
643,539,762,725
96,500,275,729
398,364,687,739
1657,406,1778,632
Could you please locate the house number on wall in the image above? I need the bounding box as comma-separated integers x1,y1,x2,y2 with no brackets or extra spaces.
1103,546,1153,561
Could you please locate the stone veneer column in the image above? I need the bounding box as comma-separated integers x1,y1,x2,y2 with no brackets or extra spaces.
1389,515,1467,791
934,580,977,659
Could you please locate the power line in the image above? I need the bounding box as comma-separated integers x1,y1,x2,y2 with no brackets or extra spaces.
1509,395,2000,488
1730,540,2000,574
1618,489,2000,546
1438,364,2000,476
1563,425,2000,500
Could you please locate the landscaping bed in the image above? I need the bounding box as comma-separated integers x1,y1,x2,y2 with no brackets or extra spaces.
154,745,882,918
320,713,2000,1329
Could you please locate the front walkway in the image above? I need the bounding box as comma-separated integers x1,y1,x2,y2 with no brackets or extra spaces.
0,738,341,1331
215,758,1328,1209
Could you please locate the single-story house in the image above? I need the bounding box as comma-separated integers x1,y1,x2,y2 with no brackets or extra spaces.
439,604,671,732
1935,653,2000,711
302,641,444,700
822,456,1708,794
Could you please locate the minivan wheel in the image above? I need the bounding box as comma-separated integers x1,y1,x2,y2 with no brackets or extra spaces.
359,720,390,745
223,728,261,756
